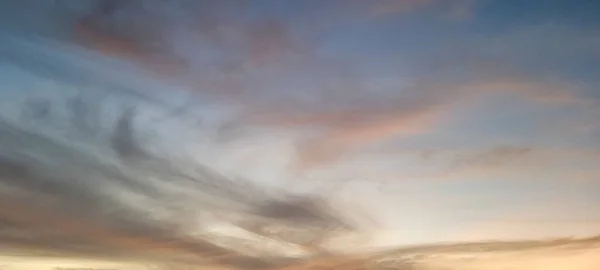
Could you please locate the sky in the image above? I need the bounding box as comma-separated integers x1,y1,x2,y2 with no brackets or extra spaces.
0,0,599,258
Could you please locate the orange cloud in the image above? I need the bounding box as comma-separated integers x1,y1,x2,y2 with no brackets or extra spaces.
292,107,446,170
74,17,186,77
0,196,256,265
248,74,585,170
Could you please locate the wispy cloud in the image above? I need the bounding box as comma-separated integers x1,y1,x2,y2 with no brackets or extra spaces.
53,0,600,198
368,0,478,19
428,146,600,182
249,73,589,170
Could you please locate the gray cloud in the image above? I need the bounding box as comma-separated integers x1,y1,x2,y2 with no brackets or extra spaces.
0,95,342,267
0,16,349,264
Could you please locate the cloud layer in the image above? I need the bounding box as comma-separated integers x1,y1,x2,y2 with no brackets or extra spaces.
0,0,599,260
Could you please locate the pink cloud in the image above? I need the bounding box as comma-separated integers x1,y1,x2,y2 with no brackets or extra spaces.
251,75,586,170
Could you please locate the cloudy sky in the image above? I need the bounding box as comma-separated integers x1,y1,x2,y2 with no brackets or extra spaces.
0,0,599,256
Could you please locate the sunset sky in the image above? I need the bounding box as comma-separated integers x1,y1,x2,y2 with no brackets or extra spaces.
0,0,599,253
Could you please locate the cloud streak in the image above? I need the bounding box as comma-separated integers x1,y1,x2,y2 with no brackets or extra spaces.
368,0,478,19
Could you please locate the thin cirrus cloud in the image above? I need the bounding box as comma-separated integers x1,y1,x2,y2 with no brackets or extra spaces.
367,0,478,19
250,74,588,170
437,147,600,183
70,0,597,173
